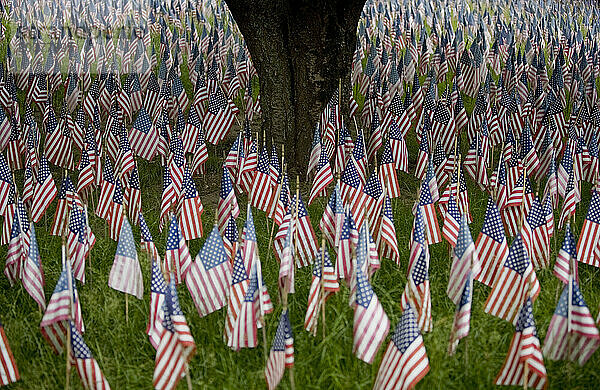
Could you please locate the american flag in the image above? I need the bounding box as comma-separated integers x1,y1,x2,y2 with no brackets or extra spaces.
319,184,345,248
76,150,95,197
353,129,368,184
265,309,294,390
31,155,57,223
159,166,176,232
415,118,430,181
96,157,116,221
0,154,12,216
418,178,441,244
126,167,142,226
484,234,541,325
278,220,295,296
40,264,84,355
186,226,232,317
116,127,136,178
558,170,577,230
147,261,167,350
250,146,275,212
304,245,339,335
182,105,201,155
229,258,273,351
109,180,125,242
352,227,390,363
223,213,240,262
225,247,249,346
289,195,319,267
442,194,461,248
554,223,577,285
5,203,27,286
378,141,400,198
402,206,432,332
218,168,240,233
307,126,322,179
153,276,196,390
375,194,400,265
362,170,384,228
336,209,358,283
475,197,509,287
204,88,235,145
22,224,45,310
577,189,600,268
388,122,409,173
108,218,144,300
178,165,204,241
543,277,600,365
130,107,159,161
0,319,19,386
191,124,209,176
67,206,90,284
139,213,160,264
308,146,334,206
521,197,550,269
448,271,473,356
69,322,111,390
0,107,11,151
340,157,367,229
51,175,75,236
373,304,429,390
495,298,547,389
447,215,480,305
164,215,192,285
168,132,186,197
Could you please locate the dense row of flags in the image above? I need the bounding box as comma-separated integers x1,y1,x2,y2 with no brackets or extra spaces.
1,0,600,389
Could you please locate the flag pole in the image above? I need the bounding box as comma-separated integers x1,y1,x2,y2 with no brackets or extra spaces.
319,238,326,339
62,222,74,390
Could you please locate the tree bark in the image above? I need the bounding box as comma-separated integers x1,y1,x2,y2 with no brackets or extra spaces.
226,0,364,178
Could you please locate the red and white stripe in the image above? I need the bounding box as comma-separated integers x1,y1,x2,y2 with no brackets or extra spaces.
153,315,195,390
495,327,547,389
31,174,57,223
185,258,232,318
353,292,390,364
179,197,204,241
0,325,19,386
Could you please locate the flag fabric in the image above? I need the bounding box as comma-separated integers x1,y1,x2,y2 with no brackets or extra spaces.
375,194,400,265
554,223,577,284
442,194,461,248
265,309,294,390
379,141,400,198
447,216,480,305
31,155,57,223
543,277,600,366
577,189,600,268
319,184,345,248
5,200,29,286
0,319,19,386
304,245,339,335
475,197,509,287
164,215,192,285
484,234,541,325
521,197,550,269
204,88,235,145
153,276,196,390
147,261,167,350
495,298,547,389
340,157,367,229
0,154,13,216
69,322,111,390
186,226,232,317
373,304,429,390
40,263,84,355
218,168,240,234
418,178,441,244
130,107,159,161
22,224,45,310
309,145,334,206
225,247,249,346
178,165,204,241
290,195,319,267
353,222,390,363
108,218,144,300
51,175,75,236
448,272,473,356
96,157,116,221
250,146,275,212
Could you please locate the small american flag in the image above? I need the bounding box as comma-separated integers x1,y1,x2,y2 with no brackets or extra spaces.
250,146,275,212
543,277,600,365
178,165,204,241
147,261,167,350
126,167,142,226
40,265,84,355
225,247,249,346
353,224,390,363
0,154,12,216
139,213,160,263
319,184,345,248
374,304,429,389
475,197,509,287
378,141,400,198
0,318,19,386
352,129,368,184
340,157,367,229
553,223,577,285
164,215,192,285
116,127,136,178
304,245,339,335
308,146,334,206
402,206,432,333
265,309,294,390
186,226,232,317
447,215,480,305
5,202,27,286
442,194,461,248
375,193,400,265
204,88,235,145
362,170,384,228
448,271,473,356
153,276,196,390
109,181,125,242
109,218,144,300
31,155,57,223
76,150,95,197
218,168,240,234
307,126,322,179
521,197,550,269
289,195,319,267
130,107,159,161
95,157,116,221
577,189,600,268
418,178,441,244
22,224,45,310
495,298,547,389
484,234,541,325
69,322,111,390
336,209,358,283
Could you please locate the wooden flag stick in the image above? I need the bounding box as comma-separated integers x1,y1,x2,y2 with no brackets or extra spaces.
519,165,528,230
185,366,192,390
319,238,327,339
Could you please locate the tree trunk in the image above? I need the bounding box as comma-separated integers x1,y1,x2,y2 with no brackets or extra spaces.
225,0,364,178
